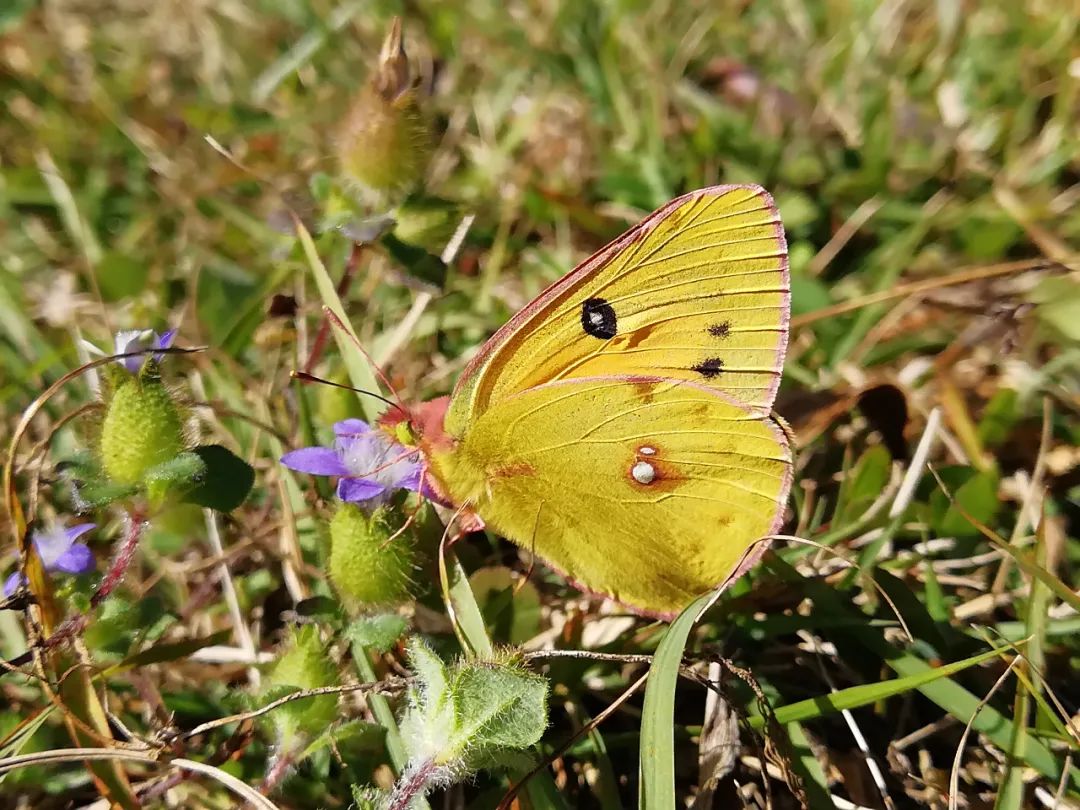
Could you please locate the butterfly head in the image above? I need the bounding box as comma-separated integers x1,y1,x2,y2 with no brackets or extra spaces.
377,395,452,451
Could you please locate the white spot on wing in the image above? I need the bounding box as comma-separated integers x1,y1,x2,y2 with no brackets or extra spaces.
631,461,656,484
638,446,656,456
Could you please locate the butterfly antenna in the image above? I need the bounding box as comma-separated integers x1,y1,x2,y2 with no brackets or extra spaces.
290,370,408,419
321,306,411,417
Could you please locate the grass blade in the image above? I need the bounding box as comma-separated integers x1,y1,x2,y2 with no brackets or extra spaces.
639,591,716,810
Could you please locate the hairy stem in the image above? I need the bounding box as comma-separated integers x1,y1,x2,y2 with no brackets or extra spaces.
387,759,436,810
91,508,145,608
261,747,296,794
9,509,147,663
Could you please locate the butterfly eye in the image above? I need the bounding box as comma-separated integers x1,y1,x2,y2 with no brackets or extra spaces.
581,297,617,339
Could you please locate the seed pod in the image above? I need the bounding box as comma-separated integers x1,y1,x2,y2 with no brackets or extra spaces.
335,17,432,204
265,625,339,743
329,502,416,611
99,377,185,485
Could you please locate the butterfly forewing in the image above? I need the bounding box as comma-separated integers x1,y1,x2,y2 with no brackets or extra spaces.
445,185,788,436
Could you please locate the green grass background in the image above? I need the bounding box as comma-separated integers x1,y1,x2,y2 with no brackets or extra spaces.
1,1,1078,808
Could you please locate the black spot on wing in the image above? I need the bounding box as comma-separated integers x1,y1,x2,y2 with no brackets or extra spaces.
581,298,617,339
708,321,731,339
692,357,724,378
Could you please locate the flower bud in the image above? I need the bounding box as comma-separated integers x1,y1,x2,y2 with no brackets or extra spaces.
265,625,339,743
329,502,416,611
335,17,431,204
99,377,185,485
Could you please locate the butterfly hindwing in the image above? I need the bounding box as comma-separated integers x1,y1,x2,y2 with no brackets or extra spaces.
429,377,792,616
446,185,788,436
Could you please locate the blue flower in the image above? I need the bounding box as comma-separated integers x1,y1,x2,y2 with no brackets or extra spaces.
114,328,176,374
4,522,96,597
281,419,422,505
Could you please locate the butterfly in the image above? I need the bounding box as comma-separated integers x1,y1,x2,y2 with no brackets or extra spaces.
401,185,792,618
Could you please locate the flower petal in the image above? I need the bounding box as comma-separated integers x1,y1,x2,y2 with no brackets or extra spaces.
53,544,95,574
116,329,157,374
280,447,349,476
395,463,424,492
3,571,24,598
114,329,142,357
152,329,177,363
33,526,75,568
154,329,177,351
64,523,97,544
333,419,370,437
337,477,386,503
121,348,145,374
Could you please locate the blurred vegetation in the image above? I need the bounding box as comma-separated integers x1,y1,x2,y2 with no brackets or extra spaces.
0,1,1078,808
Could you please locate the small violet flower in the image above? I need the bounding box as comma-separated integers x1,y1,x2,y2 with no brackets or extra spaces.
3,523,96,597
114,328,177,374
281,419,422,505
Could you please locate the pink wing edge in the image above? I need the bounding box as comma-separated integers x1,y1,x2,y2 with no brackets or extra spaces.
451,183,791,415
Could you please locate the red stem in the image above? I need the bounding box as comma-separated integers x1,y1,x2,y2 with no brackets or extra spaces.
261,749,296,794
36,509,145,652
387,760,437,810
91,508,145,608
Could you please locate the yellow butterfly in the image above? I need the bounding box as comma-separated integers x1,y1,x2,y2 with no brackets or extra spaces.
405,185,792,618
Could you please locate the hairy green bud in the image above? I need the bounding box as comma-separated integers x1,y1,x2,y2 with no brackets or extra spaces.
335,18,431,204
99,377,185,485
265,625,339,743
329,503,417,611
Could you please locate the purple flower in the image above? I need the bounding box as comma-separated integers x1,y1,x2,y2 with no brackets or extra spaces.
3,522,96,597
114,328,177,374
281,419,422,505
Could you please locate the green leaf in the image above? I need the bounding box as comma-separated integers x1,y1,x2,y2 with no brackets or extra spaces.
300,719,386,761
113,630,232,670
181,445,255,512
751,643,1011,728
379,232,448,289
296,221,385,422
294,595,342,620
929,467,1000,537
401,640,549,777
345,614,409,654
977,388,1019,447
444,550,494,658
836,445,892,526
72,477,139,509
351,643,414,785
144,451,207,505
84,595,170,658
639,591,715,810
470,566,542,644
1030,276,1080,342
